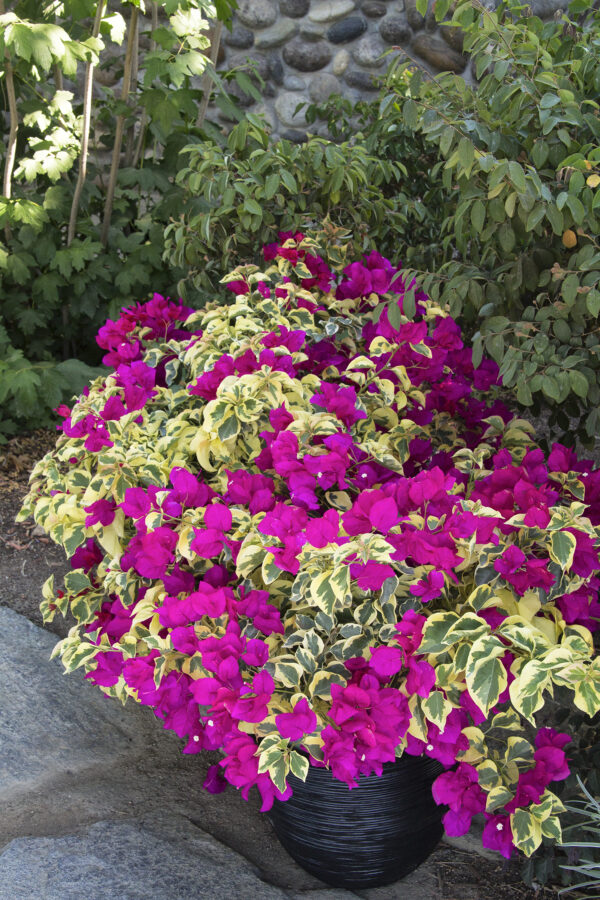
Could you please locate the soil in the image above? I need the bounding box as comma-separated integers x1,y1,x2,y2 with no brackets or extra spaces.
0,429,559,899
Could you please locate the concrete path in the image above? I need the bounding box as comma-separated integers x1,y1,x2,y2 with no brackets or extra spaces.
0,606,506,900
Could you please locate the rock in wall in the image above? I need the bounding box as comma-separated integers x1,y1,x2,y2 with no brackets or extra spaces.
213,0,566,140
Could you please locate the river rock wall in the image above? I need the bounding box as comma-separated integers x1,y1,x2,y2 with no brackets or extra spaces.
216,0,566,141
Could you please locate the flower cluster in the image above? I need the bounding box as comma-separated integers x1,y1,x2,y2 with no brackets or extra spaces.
21,229,600,860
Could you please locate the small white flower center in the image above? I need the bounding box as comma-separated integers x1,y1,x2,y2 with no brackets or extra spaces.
317,471,323,477
207,719,214,727
496,823,504,831
360,754,366,761
193,735,200,742
426,744,434,751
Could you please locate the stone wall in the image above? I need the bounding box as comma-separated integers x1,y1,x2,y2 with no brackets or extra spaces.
215,0,566,141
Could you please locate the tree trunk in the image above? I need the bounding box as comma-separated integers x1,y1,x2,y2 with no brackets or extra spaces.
100,6,139,247
196,20,223,129
0,0,19,242
124,11,139,168
67,0,106,246
132,2,158,169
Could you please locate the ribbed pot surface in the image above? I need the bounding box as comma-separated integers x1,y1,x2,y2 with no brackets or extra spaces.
268,755,444,890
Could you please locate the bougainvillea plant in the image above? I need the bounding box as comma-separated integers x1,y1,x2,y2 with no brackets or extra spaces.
19,227,600,861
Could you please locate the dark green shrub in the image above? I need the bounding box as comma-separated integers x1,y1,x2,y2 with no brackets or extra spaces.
379,0,600,445
0,0,237,439
164,114,407,297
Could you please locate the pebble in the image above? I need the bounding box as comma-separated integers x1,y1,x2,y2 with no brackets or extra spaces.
279,0,310,16
327,15,368,44
254,18,298,48
283,74,307,90
362,1,387,16
281,129,309,143
274,90,310,127
283,38,333,71
380,14,413,44
309,72,342,103
405,0,427,30
269,55,284,84
236,0,278,29
344,68,380,90
300,24,326,41
351,33,388,67
333,48,350,74
440,23,465,52
309,0,356,24
224,24,255,49
412,32,467,72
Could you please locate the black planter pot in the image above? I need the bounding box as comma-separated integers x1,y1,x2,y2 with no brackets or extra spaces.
268,754,444,890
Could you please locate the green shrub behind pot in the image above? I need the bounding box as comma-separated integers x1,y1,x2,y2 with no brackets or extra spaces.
379,0,600,445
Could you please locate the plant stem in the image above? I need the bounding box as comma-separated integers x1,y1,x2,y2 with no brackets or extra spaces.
124,10,139,168
100,5,139,247
196,20,223,129
0,0,18,242
132,1,158,170
67,0,106,247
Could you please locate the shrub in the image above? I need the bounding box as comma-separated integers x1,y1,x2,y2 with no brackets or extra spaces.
164,114,412,298
379,0,600,445
19,228,600,860
0,0,237,438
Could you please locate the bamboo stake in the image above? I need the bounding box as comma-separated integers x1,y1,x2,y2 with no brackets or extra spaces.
100,5,139,247
67,0,106,246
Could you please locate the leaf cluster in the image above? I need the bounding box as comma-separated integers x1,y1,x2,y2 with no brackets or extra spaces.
380,0,600,444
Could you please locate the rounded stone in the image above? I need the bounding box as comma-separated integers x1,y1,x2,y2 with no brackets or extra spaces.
362,0,387,16
344,68,380,90
224,24,255,49
351,33,387,67
269,55,285,84
274,90,310,127
279,0,310,16
412,33,466,72
226,52,271,81
333,48,350,74
254,18,299,49
405,0,426,30
284,74,307,90
380,14,412,44
327,15,368,44
440,23,465,53
309,0,356,24
236,0,278,29
283,38,333,71
309,72,342,103
281,129,309,143
300,24,326,41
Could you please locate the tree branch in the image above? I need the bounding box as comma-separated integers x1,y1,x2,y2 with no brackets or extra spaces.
100,5,139,247
196,20,223,129
67,0,106,246
0,0,18,242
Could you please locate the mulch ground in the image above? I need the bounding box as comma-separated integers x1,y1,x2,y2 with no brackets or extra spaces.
0,428,562,898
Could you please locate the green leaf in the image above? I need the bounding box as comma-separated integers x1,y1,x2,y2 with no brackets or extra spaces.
465,634,507,716
421,690,451,729
289,750,310,781
511,809,543,857
471,199,485,232
309,566,350,617
569,369,588,399
586,289,600,317
549,530,577,570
